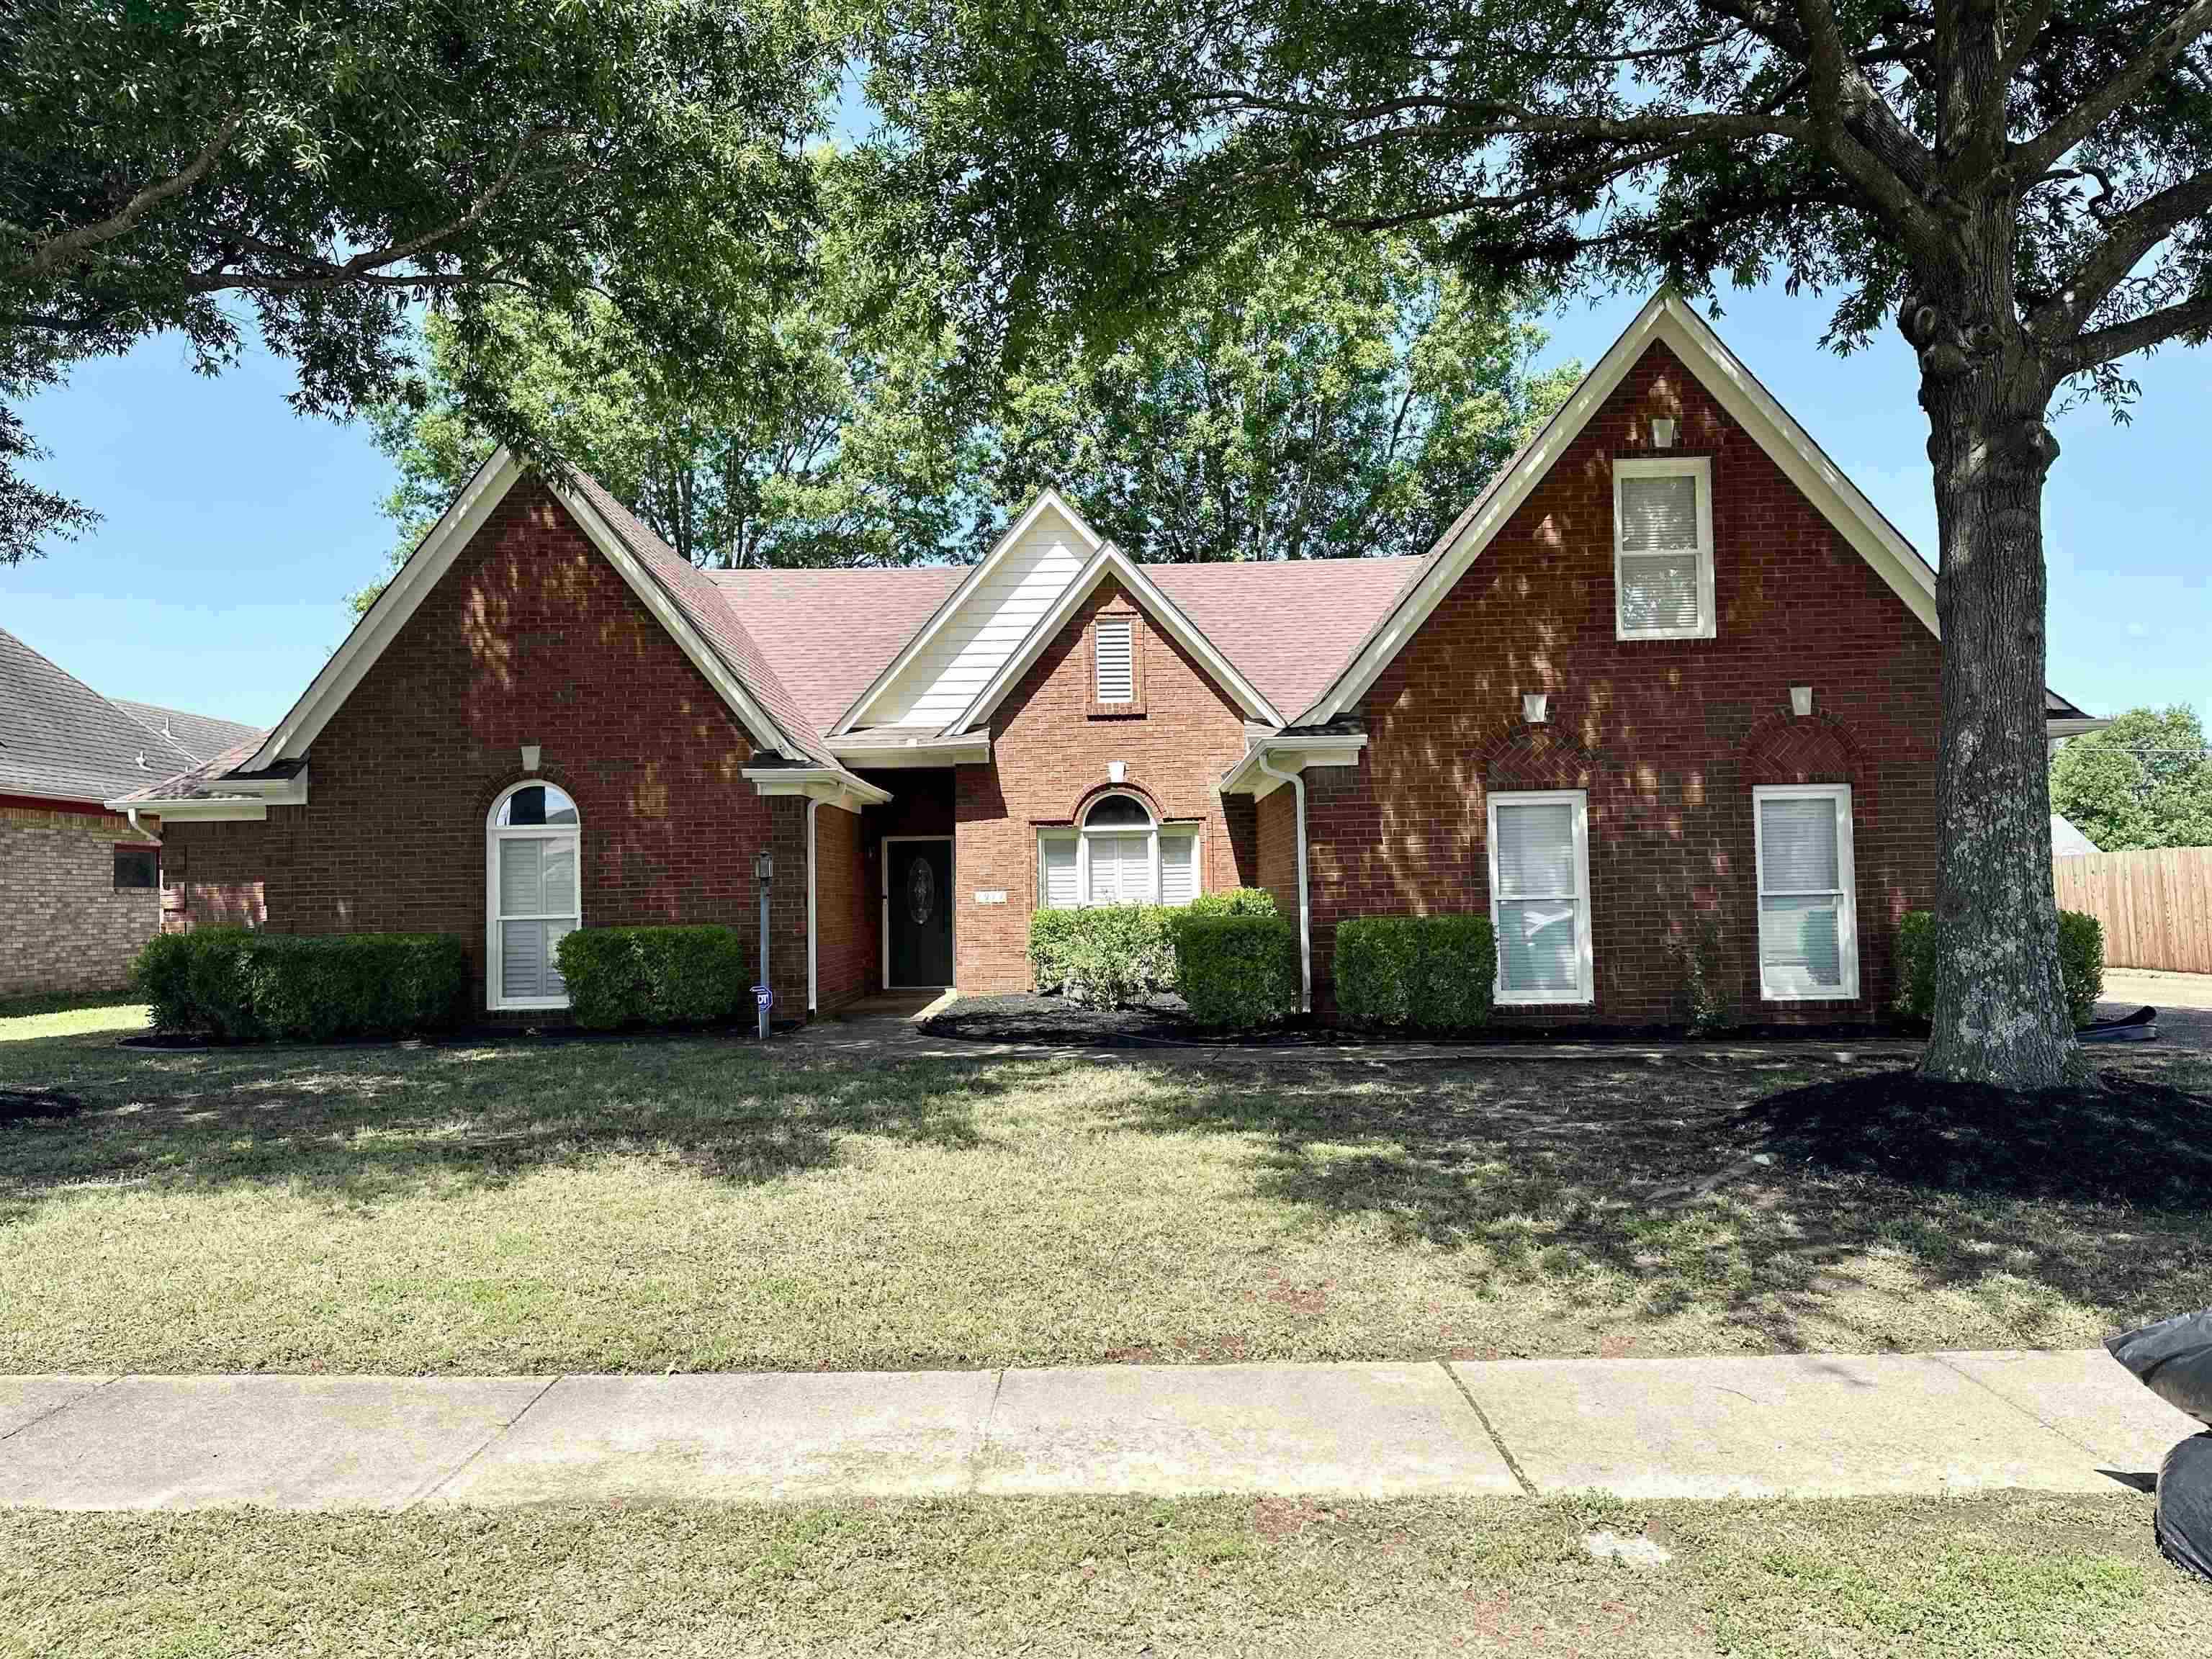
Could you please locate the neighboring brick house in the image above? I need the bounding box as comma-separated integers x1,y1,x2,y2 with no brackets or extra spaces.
136,294,2095,1027
0,624,261,999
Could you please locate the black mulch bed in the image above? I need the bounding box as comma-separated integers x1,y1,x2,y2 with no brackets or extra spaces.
1734,1067,2212,1209
920,992,1914,1049
0,1088,81,1125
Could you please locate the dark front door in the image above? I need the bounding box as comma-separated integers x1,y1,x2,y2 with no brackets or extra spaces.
887,839,954,986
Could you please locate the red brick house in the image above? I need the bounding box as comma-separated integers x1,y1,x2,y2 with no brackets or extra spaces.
132,294,2091,1027
1,624,261,999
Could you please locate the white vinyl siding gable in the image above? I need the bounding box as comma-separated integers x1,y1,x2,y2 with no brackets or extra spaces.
1094,616,1134,703
1488,790,1593,1004
1754,784,1858,1000
854,503,1094,729
1614,456,1715,640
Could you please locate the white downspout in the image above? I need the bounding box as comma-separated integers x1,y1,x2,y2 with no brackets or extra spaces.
806,796,821,1016
1254,750,1311,1012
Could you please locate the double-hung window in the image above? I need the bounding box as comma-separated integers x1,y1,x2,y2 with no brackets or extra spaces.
1037,792,1200,908
1613,456,1715,639
489,782,581,1010
1488,789,1593,1004
1753,783,1858,999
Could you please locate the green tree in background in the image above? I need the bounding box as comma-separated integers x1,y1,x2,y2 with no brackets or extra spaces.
2051,706,2212,850
990,233,1577,562
357,156,979,609
366,211,1574,603
2,0,832,565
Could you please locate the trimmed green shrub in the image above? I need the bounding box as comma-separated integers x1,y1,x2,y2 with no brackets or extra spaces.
1894,908,2105,1029
130,928,467,1042
1177,913,1298,1028
1029,904,1179,1007
2057,910,2106,1026
1334,914,1497,1032
555,925,752,1030
1181,887,1278,920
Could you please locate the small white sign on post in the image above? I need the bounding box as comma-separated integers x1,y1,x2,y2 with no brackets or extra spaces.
974,889,1008,906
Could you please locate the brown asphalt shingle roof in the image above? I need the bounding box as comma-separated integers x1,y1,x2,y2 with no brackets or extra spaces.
706,566,967,733
706,557,1424,736
110,736,267,806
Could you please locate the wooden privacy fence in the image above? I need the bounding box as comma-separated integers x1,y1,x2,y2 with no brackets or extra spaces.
2052,845,2212,974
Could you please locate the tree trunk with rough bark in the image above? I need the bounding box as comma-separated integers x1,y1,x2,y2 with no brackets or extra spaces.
1904,280,2080,1089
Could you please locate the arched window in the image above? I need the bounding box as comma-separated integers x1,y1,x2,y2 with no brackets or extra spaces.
488,782,580,1009
1036,791,1200,908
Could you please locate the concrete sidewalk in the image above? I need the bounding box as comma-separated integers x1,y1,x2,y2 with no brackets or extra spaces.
1,1350,2197,1512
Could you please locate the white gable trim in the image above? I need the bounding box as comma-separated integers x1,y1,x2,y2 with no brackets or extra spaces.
1296,292,1941,724
832,488,1102,735
948,543,1285,734
243,448,803,772
245,448,524,770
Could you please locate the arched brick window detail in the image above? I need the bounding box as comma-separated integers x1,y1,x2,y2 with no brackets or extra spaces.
1480,723,1604,792
1061,776,1168,827
1740,711,1866,789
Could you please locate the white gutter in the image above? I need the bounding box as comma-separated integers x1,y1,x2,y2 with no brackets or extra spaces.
806,796,821,1015
1254,750,1312,1013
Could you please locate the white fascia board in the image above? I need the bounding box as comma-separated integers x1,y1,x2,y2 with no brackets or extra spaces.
948,543,1285,735
1295,291,1942,725
547,477,799,760
826,732,992,767
246,449,526,769
1219,733,1370,799
740,766,894,815
218,768,310,804
831,487,1105,736
118,796,268,822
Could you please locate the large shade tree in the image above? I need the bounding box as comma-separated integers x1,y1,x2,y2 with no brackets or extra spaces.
870,0,2212,1088
1,0,833,563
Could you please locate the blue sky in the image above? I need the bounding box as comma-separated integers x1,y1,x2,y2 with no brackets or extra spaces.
1,279,2203,729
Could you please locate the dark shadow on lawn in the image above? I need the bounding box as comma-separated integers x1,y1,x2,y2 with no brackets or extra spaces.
0,1033,1038,1221
1732,1068,2212,1209
1117,1051,2212,1354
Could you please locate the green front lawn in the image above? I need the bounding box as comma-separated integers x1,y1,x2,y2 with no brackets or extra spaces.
2,1492,2200,1657
2,1019,2206,1374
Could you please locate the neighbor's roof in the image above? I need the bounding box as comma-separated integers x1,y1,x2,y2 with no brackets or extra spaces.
2051,814,2100,858
0,624,212,805
112,700,264,765
709,556,1424,734
109,735,268,806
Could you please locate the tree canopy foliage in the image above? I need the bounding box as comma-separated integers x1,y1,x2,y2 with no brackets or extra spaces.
1,0,835,564
361,198,1574,605
2051,706,2212,850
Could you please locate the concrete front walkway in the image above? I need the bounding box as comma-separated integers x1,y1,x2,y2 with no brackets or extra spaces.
1,1350,2196,1512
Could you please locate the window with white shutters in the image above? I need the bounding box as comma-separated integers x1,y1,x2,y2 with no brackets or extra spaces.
1035,795,1200,909
1487,789,1593,1003
1613,457,1714,640
1754,784,1858,999
1038,833,1079,908
1159,830,1198,904
1094,616,1135,703
488,782,581,1009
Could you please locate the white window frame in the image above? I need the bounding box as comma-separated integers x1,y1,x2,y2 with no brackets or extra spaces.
1035,794,1202,909
1486,788,1594,1006
1752,783,1858,1002
1613,455,1716,641
486,780,581,1012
